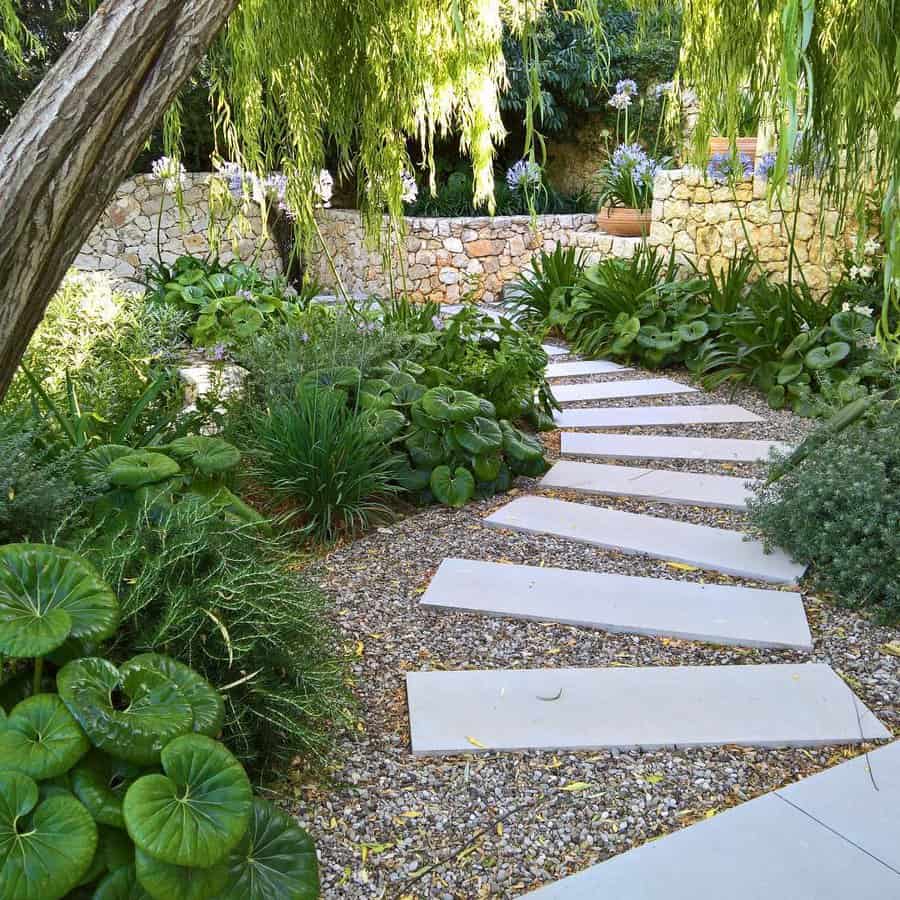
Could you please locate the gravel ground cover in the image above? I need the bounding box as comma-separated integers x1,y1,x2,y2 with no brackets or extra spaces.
290,355,898,900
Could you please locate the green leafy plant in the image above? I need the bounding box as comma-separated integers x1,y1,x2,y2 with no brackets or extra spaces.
748,402,900,623
0,542,320,899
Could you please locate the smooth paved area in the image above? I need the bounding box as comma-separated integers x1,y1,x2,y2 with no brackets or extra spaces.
554,404,763,428
561,431,789,462
551,378,698,404
546,360,629,378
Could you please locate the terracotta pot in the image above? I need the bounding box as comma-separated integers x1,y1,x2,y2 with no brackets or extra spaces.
708,136,758,163
596,206,652,237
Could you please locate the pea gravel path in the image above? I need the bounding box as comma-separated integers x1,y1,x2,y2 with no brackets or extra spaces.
292,354,899,899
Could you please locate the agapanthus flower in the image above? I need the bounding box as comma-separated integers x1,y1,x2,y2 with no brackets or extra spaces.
214,161,246,198
431,315,445,331
263,173,288,203
506,159,542,192
151,156,187,191
236,288,254,301
608,92,632,110
755,152,777,179
314,169,334,208
706,152,753,184
300,332,310,343
864,238,881,256
616,79,638,96
611,143,648,171
401,171,419,204
653,81,675,99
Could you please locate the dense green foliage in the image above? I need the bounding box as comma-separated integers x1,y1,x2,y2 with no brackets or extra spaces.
749,403,900,622
0,542,320,899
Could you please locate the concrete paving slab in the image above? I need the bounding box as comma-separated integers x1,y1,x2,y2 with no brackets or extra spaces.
552,378,698,404
546,360,630,378
485,496,805,584
775,740,900,873
406,664,889,756
542,343,569,356
541,460,755,510
524,787,900,898
421,558,812,649
554,404,763,428
561,432,789,462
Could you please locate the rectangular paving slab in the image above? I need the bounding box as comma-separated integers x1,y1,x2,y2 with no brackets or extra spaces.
540,460,756,510
552,378,698,404
485,496,805,583
406,664,889,756
554,404,763,428
421,558,812,650
524,779,900,898
546,360,630,378
775,740,900,873
561,432,790,462
542,343,569,356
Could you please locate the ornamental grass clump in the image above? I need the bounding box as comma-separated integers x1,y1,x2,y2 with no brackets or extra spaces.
748,402,900,623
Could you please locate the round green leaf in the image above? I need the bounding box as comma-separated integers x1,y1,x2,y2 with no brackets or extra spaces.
390,456,432,492
135,847,229,900
776,361,804,384
0,544,119,658
420,387,481,423
636,326,681,352
477,397,497,419
767,385,787,409
829,309,874,341
297,366,361,392
472,454,501,482
122,654,224,739
108,453,181,489
81,445,133,485
430,466,475,508
101,823,136,871
404,429,444,468
71,749,144,829
228,303,264,337
362,408,407,443
804,341,851,370
391,382,426,406
123,734,252,868
93,865,153,900
57,658,193,767
0,694,89,781
0,770,98,900
215,798,319,900
167,437,241,476
450,416,503,455
358,379,394,411
499,421,544,463
675,320,709,342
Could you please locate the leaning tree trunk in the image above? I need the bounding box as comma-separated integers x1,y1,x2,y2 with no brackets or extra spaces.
0,0,239,401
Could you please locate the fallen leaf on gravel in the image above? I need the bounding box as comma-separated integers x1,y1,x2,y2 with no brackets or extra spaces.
644,774,664,784
666,561,699,571
400,810,421,818
496,822,504,836
881,641,900,657
705,808,718,818
467,735,487,748
561,781,592,792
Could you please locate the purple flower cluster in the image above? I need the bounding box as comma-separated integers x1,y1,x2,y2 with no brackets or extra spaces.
615,79,638,97
612,144,661,189
706,151,754,184
755,152,777,179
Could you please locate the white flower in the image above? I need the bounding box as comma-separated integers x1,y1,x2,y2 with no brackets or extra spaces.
608,92,632,110
864,238,881,256
401,171,418,204
854,305,874,317
858,264,874,279
151,156,187,191
653,81,674,99
314,169,334,208
849,266,861,280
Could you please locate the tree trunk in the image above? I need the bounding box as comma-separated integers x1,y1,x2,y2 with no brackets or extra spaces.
0,0,239,401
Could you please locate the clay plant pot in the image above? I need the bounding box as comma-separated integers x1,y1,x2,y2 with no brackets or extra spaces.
596,206,652,237
708,136,758,163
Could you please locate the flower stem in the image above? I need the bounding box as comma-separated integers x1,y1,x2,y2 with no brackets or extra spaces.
33,656,43,695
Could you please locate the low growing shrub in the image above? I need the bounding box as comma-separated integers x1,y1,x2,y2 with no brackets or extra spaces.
748,402,900,622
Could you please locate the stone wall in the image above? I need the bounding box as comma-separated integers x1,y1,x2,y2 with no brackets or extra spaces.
308,210,639,303
649,168,849,293
76,174,280,287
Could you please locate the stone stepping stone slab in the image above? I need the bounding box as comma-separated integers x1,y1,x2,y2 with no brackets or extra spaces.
561,431,789,462
775,739,900,873
421,558,813,650
546,360,630,378
485,496,805,584
524,745,900,897
541,460,755,510
406,663,889,756
542,343,569,356
555,404,763,429
552,378,698,404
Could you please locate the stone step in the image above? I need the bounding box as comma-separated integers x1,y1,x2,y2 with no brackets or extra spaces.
545,360,630,378
485,496,805,584
524,740,900,898
542,343,569,356
406,663,889,756
541,460,755,510
421,559,812,650
552,378,698,404
555,404,763,429
561,431,789,462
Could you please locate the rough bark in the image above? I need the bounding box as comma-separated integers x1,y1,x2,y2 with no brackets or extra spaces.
0,0,239,400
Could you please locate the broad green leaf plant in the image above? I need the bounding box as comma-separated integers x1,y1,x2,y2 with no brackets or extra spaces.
0,542,320,900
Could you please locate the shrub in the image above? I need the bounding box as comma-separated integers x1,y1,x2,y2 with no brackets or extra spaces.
242,386,401,542
748,402,900,622
73,499,352,770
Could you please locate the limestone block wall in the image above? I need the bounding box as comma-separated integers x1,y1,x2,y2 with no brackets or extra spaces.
649,168,849,293
76,174,280,287
308,210,639,303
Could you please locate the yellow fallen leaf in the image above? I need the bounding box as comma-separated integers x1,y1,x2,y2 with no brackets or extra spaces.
881,640,900,657
644,774,664,784
705,808,718,819
400,810,421,818
666,561,699,572
467,736,487,748
354,640,364,657
496,822,504,837
561,781,592,792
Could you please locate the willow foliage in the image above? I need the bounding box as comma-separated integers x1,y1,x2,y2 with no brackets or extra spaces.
661,0,900,352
